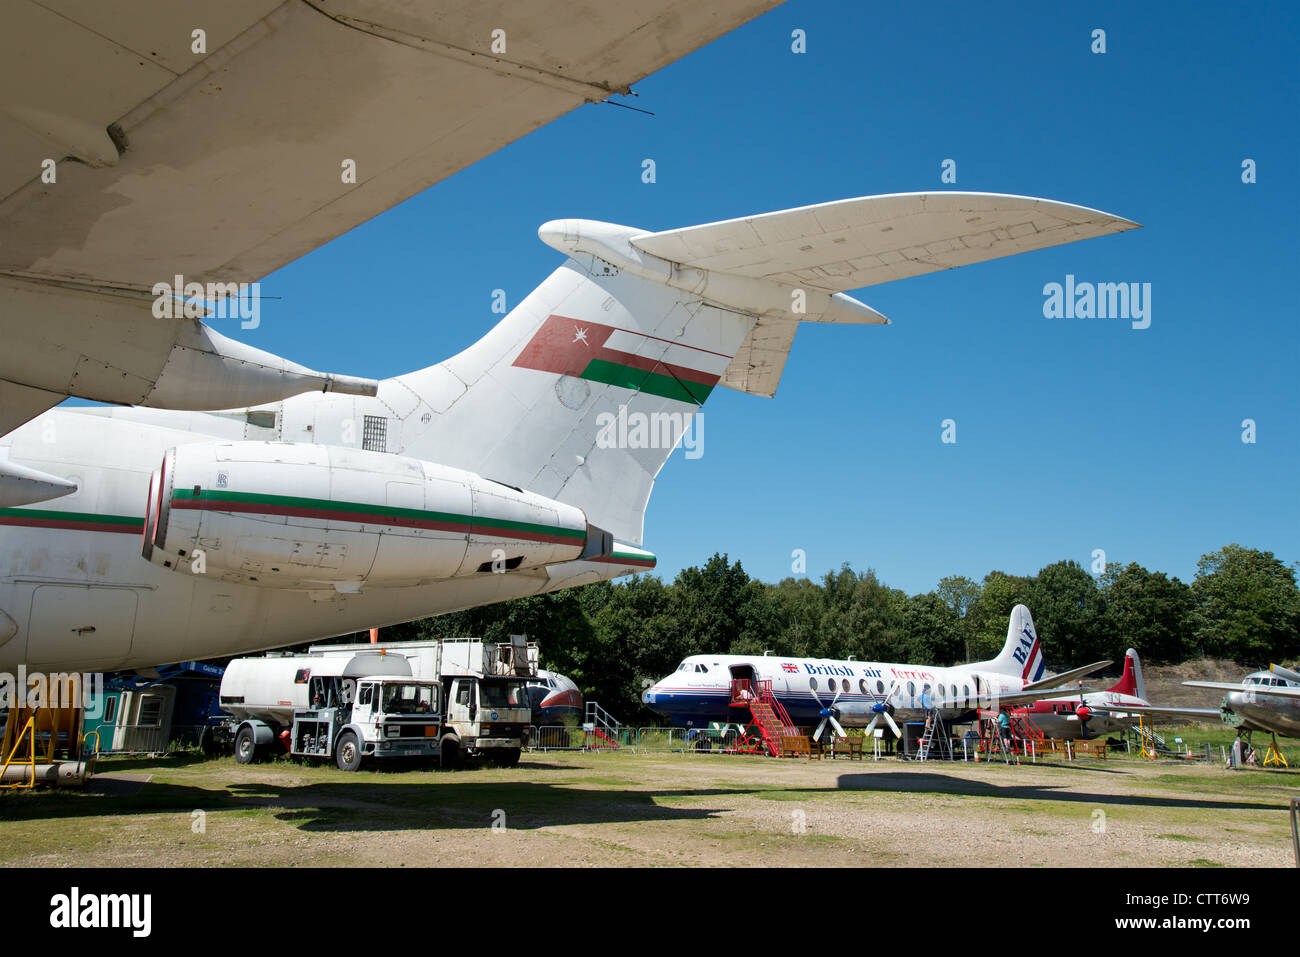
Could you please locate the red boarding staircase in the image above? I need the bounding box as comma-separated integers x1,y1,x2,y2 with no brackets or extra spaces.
977,708,1044,758
730,679,799,757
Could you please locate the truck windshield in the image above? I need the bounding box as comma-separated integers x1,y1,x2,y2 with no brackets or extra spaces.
479,681,528,708
380,683,437,715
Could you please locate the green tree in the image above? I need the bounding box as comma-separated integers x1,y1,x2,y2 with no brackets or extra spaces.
1098,562,1194,664
937,574,982,661
902,591,963,665
1026,560,1106,667
968,571,1036,660
1192,544,1300,662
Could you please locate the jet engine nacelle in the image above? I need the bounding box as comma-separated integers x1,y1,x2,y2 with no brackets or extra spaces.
142,441,612,589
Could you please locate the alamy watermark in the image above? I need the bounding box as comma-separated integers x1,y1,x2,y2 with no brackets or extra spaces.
596,405,704,459
1042,275,1151,330
152,275,261,330
0,668,105,716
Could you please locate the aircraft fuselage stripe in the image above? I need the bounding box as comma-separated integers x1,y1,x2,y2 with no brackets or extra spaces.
169,491,585,546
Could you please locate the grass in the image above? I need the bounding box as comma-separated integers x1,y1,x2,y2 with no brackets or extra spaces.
1,748,1295,867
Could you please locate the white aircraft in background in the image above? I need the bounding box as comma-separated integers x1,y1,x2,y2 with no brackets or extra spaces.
0,4,1139,675
643,605,1111,736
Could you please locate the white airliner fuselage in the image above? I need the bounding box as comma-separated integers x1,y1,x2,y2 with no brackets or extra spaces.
643,605,1083,730
0,391,653,674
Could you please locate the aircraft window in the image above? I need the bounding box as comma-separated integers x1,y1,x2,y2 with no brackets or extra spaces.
876,680,886,694
907,681,916,698
859,679,868,694
962,685,970,702
922,683,932,697
810,677,818,691
841,679,849,693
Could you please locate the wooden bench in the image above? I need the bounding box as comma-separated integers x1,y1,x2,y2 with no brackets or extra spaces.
1030,737,1107,760
830,737,864,760
780,735,816,759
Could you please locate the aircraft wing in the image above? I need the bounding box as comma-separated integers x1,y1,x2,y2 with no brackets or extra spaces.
0,0,781,434
1183,681,1300,699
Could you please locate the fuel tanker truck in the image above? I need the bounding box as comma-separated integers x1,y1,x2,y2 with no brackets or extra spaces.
215,650,442,770
307,636,536,767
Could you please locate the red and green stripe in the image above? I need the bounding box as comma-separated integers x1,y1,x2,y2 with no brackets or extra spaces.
0,507,144,535
170,489,585,547
512,314,723,405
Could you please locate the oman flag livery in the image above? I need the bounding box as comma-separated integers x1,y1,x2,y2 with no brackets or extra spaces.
513,314,731,405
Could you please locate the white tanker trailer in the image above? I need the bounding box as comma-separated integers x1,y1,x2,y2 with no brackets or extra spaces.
215,651,442,771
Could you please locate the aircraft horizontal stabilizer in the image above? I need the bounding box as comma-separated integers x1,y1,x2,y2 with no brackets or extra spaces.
934,685,1101,710
630,192,1139,295
1183,680,1300,699
1023,659,1113,690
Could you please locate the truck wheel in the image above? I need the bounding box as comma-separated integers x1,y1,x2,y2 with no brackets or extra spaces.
494,749,521,768
335,732,363,772
440,737,463,770
234,726,258,765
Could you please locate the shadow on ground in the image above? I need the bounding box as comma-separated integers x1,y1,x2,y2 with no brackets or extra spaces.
835,771,1290,812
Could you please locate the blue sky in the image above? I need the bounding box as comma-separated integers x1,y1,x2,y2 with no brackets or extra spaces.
235,1,1298,595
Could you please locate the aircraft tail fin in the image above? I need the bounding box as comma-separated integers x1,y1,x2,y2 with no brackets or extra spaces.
982,604,1046,682
1108,649,1146,700
388,194,1134,546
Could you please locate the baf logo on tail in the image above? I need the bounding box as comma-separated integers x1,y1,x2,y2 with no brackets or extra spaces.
1009,606,1046,682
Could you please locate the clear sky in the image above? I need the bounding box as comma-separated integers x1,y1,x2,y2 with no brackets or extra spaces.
224,1,1299,595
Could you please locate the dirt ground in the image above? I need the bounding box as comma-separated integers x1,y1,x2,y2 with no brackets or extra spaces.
1,748,1296,868
1140,659,1266,709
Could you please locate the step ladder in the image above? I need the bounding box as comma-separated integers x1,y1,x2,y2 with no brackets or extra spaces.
917,708,953,761
977,712,1017,765
730,679,798,757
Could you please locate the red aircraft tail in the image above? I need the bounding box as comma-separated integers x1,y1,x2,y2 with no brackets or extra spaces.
1107,648,1145,700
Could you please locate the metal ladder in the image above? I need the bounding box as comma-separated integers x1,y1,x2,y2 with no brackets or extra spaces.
917,708,953,761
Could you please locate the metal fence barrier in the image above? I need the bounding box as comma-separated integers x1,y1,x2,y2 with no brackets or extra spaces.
88,723,212,756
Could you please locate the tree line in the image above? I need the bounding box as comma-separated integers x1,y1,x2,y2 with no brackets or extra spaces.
381,543,1300,724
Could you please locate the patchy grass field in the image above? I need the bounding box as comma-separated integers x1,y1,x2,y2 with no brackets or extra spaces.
1,749,1296,867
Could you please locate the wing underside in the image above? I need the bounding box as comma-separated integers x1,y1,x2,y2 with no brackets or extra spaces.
0,0,781,434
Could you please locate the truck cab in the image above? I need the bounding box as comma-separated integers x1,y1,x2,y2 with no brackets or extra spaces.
444,675,530,766
295,674,441,771
220,652,442,771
